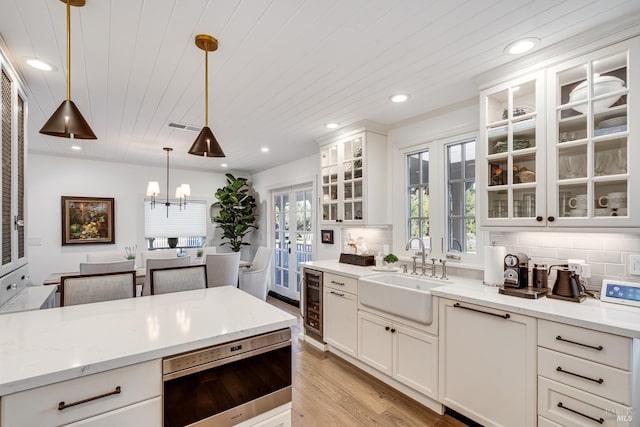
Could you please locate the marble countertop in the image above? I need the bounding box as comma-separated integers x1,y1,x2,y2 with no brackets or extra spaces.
309,259,640,339
301,260,382,278
0,287,297,395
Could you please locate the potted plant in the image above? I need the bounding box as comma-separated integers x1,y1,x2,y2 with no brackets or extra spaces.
383,253,399,269
212,173,258,252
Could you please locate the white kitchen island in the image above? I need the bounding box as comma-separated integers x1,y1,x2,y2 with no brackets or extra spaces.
0,286,297,426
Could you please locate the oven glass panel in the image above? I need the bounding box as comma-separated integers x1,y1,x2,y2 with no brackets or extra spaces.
163,345,291,427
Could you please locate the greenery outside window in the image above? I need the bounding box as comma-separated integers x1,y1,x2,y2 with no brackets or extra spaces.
446,140,476,253
407,150,429,239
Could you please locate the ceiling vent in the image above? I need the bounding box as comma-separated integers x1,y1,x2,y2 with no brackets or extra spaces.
167,122,201,132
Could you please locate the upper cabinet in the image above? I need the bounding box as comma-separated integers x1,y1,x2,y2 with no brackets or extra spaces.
479,37,639,229
319,128,388,225
0,46,27,278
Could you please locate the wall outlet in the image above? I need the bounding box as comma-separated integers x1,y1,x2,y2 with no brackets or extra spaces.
630,254,640,275
568,259,586,276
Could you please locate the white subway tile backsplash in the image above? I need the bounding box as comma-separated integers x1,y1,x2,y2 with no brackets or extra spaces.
490,231,640,283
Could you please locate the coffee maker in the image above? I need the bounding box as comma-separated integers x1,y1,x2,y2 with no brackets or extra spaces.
503,253,529,289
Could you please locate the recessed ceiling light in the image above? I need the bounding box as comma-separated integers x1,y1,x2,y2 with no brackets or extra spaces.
325,123,339,129
25,57,56,72
71,145,82,150
390,93,410,103
504,38,539,55
221,163,228,168
261,147,269,153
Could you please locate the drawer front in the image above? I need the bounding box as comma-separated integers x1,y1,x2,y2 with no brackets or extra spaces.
538,377,632,427
63,397,161,427
538,319,631,370
325,273,357,294
1,359,161,427
538,416,564,427
538,347,631,405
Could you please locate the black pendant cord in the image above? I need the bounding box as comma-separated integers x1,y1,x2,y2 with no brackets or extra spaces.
165,148,171,218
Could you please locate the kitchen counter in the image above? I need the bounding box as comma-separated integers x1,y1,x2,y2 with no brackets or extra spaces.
0,286,297,396
430,280,640,339
301,259,381,279
307,259,640,338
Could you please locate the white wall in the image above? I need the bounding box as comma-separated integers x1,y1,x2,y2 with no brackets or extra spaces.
27,153,227,286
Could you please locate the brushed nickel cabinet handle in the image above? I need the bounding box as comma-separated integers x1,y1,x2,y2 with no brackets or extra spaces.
58,386,121,410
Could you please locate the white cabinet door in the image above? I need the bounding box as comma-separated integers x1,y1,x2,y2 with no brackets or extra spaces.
358,311,392,375
62,397,161,427
439,299,536,427
323,287,357,357
393,323,438,399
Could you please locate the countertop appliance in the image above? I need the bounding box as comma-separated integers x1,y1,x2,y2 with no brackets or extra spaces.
600,279,640,308
499,253,548,299
548,268,586,302
162,328,292,426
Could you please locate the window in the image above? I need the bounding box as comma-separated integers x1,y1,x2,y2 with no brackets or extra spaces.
144,200,207,249
446,140,476,253
407,150,429,239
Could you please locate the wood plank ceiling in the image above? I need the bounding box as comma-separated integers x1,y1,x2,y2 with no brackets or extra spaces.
1,0,639,173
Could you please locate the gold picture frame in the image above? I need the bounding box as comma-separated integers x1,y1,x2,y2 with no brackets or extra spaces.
61,196,115,245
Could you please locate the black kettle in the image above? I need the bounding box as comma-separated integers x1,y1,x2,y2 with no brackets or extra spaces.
552,268,581,298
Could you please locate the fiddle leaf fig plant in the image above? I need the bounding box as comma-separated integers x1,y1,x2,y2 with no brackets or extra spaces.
212,173,257,252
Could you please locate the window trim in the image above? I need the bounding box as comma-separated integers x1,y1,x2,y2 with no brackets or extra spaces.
393,131,485,267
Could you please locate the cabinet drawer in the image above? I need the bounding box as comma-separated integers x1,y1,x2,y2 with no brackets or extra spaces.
538,347,631,405
325,273,357,294
538,416,564,427
538,319,631,370
538,377,631,427
62,397,161,427
1,359,161,427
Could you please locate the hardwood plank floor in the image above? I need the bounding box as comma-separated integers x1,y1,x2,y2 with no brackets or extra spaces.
267,296,466,427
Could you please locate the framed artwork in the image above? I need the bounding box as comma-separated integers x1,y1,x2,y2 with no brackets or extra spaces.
61,196,115,245
321,229,334,244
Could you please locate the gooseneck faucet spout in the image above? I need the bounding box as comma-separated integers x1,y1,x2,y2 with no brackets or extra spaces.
406,237,427,275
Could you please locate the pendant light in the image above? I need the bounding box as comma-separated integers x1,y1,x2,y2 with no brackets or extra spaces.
188,34,225,157
40,0,96,139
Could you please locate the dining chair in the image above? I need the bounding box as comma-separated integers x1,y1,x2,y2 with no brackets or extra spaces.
60,271,136,307
139,249,178,268
205,252,241,287
79,260,135,274
239,247,274,301
149,265,207,295
142,257,191,296
86,251,125,262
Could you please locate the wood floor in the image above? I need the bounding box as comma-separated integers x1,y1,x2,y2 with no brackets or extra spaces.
266,297,466,427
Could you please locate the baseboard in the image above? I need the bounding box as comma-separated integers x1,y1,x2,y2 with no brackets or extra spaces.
268,291,299,308
444,407,483,426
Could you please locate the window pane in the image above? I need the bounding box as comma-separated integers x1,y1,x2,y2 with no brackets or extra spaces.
421,152,429,185
465,143,476,177
409,188,420,217
421,219,429,237
465,182,476,216
448,145,462,180
446,140,476,254
409,219,420,238
408,154,420,186
449,182,463,216
421,187,429,218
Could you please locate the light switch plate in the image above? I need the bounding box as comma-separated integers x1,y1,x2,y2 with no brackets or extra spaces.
629,254,640,275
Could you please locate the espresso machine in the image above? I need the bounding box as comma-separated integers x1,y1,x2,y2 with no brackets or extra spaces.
498,253,548,299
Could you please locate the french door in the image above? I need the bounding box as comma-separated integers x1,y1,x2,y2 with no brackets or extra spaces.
272,185,313,301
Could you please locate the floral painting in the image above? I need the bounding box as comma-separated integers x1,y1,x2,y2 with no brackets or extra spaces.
61,196,115,245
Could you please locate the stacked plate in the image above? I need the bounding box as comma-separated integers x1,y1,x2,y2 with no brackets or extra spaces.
494,141,507,153
597,116,627,129
513,139,530,150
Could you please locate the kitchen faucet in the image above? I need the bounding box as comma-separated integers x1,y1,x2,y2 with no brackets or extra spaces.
406,237,427,276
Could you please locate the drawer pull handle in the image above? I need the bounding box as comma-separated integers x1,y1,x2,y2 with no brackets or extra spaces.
557,402,604,424
556,366,604,384
331,280,345,286
330,291,345,297
58,386,122,411
453,302,510,319
556,335,603,351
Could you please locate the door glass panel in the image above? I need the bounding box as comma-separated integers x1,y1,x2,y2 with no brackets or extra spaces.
558,183,589,217
487,88,508,123
513,80,536,116
558,146,587,180
488,191,508,218
595,137,626,176
354,181,363,198
513,118,536,150
354,201,363,220
512,154,536,184
595,181,627,217
344,203,353,221
513,188,536,218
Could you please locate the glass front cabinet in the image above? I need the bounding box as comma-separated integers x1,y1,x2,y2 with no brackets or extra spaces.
479,71,546,227
480,37,639,228
319,129,388,225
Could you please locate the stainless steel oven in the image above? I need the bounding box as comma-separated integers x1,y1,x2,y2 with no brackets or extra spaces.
162,328,292,427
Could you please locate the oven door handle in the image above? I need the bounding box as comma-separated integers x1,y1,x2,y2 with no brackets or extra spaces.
163,339,291,381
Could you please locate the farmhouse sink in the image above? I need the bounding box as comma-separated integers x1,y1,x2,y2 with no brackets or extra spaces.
359,274,446,325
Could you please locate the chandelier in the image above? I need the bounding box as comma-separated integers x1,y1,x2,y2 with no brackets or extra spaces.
146,147,190,217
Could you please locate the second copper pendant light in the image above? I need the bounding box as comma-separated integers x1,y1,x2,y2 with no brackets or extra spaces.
188,34,225,157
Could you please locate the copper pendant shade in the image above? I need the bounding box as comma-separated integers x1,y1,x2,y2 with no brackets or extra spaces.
188,34,224,157
40,0,96,139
